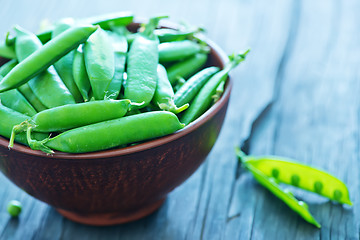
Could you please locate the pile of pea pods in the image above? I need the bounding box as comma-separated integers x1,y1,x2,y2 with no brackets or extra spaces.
0,12,248,154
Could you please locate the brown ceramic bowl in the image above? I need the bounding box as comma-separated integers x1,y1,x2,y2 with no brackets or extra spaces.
0,22,232,226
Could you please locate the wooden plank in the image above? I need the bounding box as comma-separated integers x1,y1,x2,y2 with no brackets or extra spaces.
238,0,360,239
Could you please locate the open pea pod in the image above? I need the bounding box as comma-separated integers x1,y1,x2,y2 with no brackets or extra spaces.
243,154,352,205
244,162,321,228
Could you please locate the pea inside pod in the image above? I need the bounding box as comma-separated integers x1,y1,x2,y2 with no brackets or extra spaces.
245,162,321,228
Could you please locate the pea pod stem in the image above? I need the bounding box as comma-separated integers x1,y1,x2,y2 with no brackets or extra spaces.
181,50,249,125
153,64,189,114
8,99,133,149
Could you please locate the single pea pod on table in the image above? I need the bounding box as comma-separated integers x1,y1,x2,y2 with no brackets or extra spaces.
235,148,353,228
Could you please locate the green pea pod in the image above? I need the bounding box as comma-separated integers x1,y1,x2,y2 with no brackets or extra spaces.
9,99,132,148
174,66,219,107
0,88,37,117
0,59,37,116
124,16,167,107
27,99,131,132
181,50,249,125
243,155,352,205
17,84,47,112
152,64,188,114
0,59,47,112
166,52,208,85
81,11,134,30
73,45,91,102
4,12,133,48
158,40,205,63
155,27,202,43
52,18,83,102
30,111,184,154
29,68,76,108
84,28,115,100
14,26,75,108
0,25,98,92
105,28,128,99
0,105,47,146
0,41,16,59
244,162,321,228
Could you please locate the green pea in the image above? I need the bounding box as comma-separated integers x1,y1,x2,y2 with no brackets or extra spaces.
333,190,342,201
314,181,323,194
7,200,22,217
271,168,280,178
291,175,300,187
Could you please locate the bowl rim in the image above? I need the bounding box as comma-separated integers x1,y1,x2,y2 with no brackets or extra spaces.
0,22,231,160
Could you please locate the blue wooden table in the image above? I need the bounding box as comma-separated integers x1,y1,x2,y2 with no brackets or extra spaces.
1,0,359,239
